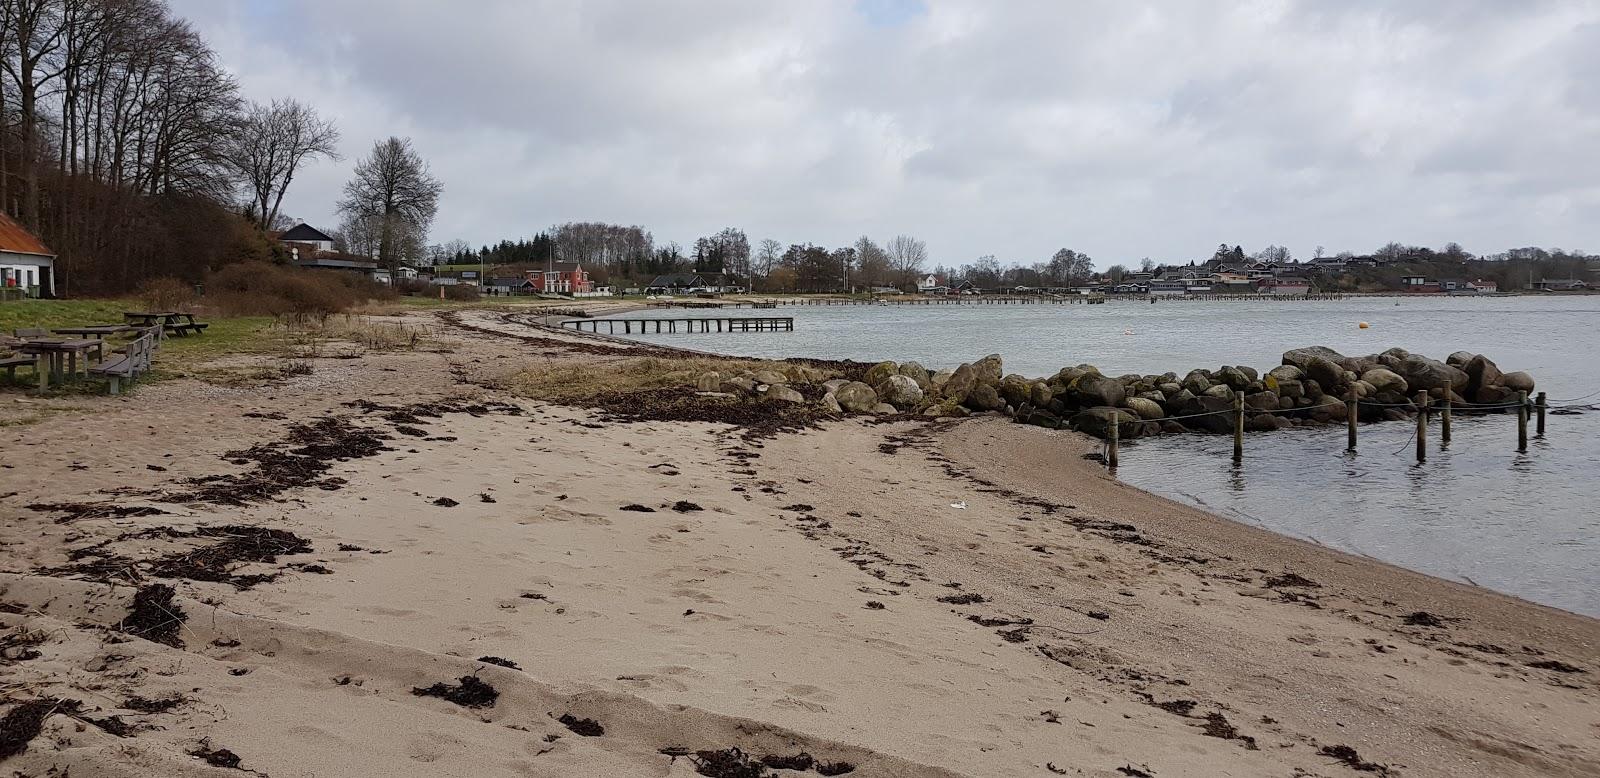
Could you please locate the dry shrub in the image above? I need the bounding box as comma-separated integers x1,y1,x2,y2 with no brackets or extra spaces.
501,355,791,402
138,277,195,311
317,316,429,351
205,262,395,322
443,284,480,301
393,278,432,296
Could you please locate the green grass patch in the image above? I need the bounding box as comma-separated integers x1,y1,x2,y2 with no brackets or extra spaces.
0,298,136,333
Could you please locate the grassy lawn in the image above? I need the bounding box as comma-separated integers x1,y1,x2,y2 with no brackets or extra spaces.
1,298,280,392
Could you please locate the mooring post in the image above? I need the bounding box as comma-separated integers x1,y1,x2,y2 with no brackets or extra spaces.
1536,391,1547,436
1517,390,1529,452
1232,390,1244,462
1415,391,1428,463
1441,392,1452,444
1107,412,1119,469
1346,387,1358,451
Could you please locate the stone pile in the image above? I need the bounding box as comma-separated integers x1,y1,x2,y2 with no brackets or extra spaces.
693,346,1535,440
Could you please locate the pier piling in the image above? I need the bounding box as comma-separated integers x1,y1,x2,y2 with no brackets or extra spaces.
1441,393,1452,444
1517,391,1529,452
1232,391,1244,462
1346,388,1358,451
1415,391,1428,463
1107,412,1120,469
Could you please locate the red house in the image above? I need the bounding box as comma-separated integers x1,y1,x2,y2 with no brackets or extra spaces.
530,261,591,294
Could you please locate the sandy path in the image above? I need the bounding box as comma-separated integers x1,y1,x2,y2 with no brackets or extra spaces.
0,306,1594,777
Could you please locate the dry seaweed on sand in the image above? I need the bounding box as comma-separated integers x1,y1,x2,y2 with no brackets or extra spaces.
937,593,988,605
557,713,604,736
816,762,856,776
1263,572,1319,588
690,747,770,777
122,693,187,713
0,698,75,761
672,501,704,512
188,739,244,769
411,676,499,708
1198,712,1258,750
759,752,814,770
587,387,833,438
167,416,392,505
476,656,521,670
1527,659,1585,673
1318,744,1395,775
144,526,314,588
1401,611,1449,627
118,584,186,647
25,502,168,524
620,504,657,512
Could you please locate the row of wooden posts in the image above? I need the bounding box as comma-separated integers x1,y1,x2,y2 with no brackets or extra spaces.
1104,389,1548,468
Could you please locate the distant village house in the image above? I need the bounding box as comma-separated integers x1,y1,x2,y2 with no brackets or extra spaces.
0,212,56,297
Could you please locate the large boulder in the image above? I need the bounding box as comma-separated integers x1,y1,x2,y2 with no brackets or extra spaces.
1273,377,1305,399
965,382,1005,412
1501,371,1535,393
1463,354,1501,397
696,371,723,391
1282,346,1346,371
1302,357,1345,391
763,385,805,403
973,354,1004,383
898,361,932,389
872,403,898,414
1181,370,1212,395
823,378,850,394
1068,407,1140,439
753,369,789,386
1124,396,1165,420
1073,374,1127,408
1307,397,1348,423
782,364,827,384
1244,391,1280,411
930,369,954,390
863,361,899,387
834,381,879,412
922,398,968,418
1215,366,1252,390
1030,381,1055,407
720,377,756,396
943,364,978,403
1360,368,1407,395
875,374,925,408
822,392,843,413
1397,355,1467,392
1446,351,1477,368
999,374,1034,407
1186,395,1236,434
1266,364,1303,383
1202,383,1235,401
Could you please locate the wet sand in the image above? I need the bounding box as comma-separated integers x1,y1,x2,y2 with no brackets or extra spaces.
0,307,1595,777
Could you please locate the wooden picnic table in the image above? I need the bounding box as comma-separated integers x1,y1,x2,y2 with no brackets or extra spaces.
123,311,206,336
52,324,139,338
17,338,103,390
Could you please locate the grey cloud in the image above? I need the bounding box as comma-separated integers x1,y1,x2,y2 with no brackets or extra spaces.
171,0,1600,266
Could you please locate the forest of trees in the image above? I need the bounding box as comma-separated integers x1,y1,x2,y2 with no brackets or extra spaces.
0,0,440,293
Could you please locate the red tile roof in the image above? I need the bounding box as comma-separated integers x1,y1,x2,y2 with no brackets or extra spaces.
0,211,52,256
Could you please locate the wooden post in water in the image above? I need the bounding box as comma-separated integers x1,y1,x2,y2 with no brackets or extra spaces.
1441,392,1452,444
1415,391,1428,463
1232,390,1244,462
1346,388,1358,451
1517,390,1529,452
1536,391,1547,436
1107,411,1119,469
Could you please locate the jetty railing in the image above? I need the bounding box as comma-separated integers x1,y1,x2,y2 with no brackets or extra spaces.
1103,389,1581,469
559,316,794,334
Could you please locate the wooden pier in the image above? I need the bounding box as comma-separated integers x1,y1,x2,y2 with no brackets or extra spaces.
561,316,794,334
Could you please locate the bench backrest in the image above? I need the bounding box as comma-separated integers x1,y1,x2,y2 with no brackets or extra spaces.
13,328,46,339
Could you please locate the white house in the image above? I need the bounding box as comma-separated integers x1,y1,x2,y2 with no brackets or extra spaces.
0,211,56,297
917,274,941,293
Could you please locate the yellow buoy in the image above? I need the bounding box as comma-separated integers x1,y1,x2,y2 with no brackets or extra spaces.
1358,322,1370,329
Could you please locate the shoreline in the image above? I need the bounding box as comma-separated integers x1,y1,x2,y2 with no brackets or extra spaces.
0,306,1594,777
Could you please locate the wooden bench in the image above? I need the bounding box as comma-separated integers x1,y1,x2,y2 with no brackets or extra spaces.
89,330,156,395
1,354,34,382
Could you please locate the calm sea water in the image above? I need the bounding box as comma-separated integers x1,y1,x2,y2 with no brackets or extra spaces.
611,297,1600,616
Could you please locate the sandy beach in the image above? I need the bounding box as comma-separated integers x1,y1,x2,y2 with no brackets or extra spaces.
1,307,1596,778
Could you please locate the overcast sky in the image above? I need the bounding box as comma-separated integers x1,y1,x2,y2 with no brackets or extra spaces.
170,0,1600,268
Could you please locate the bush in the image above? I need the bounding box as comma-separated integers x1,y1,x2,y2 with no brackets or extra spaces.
443,284,479,301
205,262,395,322
138,277,195,311
393,278,432,296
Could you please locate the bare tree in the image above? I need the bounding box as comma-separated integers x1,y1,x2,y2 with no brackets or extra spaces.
231,98,340,230
337,136,442,268
853,235,889,287
754,238,782,280
885,234,927,287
